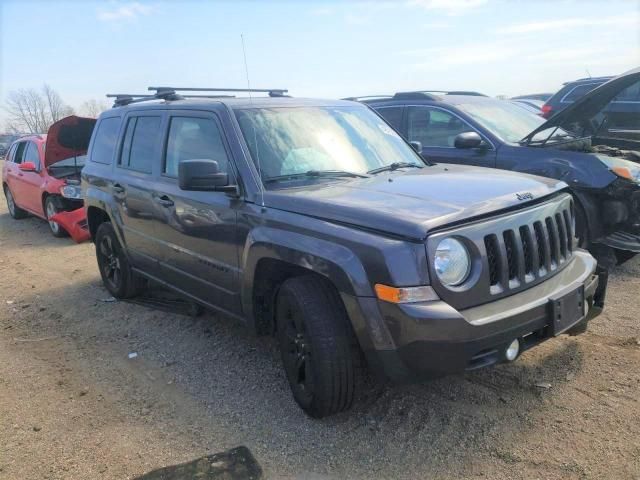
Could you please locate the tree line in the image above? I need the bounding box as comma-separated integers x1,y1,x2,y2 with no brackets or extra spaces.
3,84,109,134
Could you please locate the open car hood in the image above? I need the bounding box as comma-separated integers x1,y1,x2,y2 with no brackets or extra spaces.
44,115,96,168
523,67,640,144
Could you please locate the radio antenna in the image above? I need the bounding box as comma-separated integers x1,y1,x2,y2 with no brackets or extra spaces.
241,33,265,208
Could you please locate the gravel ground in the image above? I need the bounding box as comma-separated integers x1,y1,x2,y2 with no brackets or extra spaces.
0,183,639,479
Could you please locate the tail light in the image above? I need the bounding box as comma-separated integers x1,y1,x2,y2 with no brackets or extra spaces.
541,104,553,118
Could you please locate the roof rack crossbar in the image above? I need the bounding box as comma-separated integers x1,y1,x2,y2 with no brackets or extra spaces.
148,86,288,97
342,95,394,101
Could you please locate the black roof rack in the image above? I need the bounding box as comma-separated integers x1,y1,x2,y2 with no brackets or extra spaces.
393,90,487,99
106,86,289,108
562,76,612,85
348,90,488,104
342,95,394,101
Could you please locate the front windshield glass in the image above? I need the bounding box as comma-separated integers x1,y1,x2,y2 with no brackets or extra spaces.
456,100,572,144
235,106,424,184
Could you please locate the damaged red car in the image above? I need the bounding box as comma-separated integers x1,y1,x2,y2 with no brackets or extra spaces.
2,116,96,241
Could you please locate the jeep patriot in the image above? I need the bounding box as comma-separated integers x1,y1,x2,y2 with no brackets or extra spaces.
82,87,605,417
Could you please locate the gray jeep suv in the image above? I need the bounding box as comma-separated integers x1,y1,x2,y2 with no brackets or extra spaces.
81,87,605,417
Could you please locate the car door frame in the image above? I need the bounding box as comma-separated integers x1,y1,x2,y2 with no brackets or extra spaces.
403,104,498,168
151,107,244,316
14,140,46,215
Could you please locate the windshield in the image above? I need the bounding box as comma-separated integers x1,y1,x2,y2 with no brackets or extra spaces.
49,155,86,168
235,106,424,185
456,100,572,144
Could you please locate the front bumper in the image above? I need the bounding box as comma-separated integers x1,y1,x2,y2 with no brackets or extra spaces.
344,250,604,382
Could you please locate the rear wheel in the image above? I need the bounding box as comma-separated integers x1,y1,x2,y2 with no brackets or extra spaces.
45,196,68,237
95,222,145,298
4,186,28,219
275,275,361,418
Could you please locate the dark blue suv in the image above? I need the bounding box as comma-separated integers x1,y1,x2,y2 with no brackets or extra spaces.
358,68,640,265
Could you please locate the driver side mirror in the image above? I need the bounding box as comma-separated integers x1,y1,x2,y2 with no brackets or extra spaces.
409,141,423,154
454,132,486,149
178,159,236,193
19,162,37,172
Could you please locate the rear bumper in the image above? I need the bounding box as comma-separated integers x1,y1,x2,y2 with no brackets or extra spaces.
344,250,604,382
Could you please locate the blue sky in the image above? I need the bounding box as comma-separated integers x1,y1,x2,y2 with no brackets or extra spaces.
1,0,638,123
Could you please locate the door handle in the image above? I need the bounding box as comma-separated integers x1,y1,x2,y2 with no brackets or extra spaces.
155,195,174,208
112,184,125,194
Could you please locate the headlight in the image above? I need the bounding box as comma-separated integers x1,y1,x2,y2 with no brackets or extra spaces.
434,237,471,286
598,155,640,183
60,185,82,199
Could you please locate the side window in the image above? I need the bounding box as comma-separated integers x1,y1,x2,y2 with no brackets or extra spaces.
376,107,403,132
13,142,27,164
613,81,640,103
407,107,472,148
164,116,230,177
562,83,601,103
120,116,161,173
24,142,41,169
6,143,17,163
90,117,121,164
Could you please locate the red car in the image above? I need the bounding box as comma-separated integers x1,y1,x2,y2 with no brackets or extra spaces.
2,116,96,240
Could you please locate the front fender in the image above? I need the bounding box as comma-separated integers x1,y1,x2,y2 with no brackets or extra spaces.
240,226,372,325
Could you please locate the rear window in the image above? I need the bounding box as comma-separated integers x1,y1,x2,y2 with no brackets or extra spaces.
120,116,161,173
90,117,121,165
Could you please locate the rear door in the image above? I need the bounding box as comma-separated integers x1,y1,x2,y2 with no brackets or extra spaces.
406,106,497,167
5,142,29,210
151,110,241,315
113,111,165,274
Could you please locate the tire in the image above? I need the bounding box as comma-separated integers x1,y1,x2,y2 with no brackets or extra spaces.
615,249,636,266
95,222,145,298
44,196,69,237
275,275,361,418
573,200,589,249
4,185,28,219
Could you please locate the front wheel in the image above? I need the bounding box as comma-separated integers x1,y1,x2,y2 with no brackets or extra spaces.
45,196,69,237
276,275,361,418
95,222,145,298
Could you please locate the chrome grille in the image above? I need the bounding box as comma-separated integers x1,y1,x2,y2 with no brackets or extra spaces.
426,193,576,310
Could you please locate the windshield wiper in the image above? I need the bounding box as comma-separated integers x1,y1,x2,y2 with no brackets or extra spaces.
264,169,369,183
367,162,423,175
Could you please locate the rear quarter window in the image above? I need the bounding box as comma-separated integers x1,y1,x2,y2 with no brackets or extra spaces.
561,83,603,103
90,117,122,165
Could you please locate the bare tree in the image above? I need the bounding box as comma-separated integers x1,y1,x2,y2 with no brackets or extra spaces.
3,84,73,133
79,99,109,117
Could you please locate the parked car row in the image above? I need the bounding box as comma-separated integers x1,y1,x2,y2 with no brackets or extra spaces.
0,68,636,418
360,68,640,267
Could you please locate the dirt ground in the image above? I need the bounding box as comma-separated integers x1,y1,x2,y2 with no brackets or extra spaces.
0,184,639,480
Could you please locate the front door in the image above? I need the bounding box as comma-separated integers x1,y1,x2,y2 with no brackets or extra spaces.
152,111,241,315
11,141,44,215
406,106,497,168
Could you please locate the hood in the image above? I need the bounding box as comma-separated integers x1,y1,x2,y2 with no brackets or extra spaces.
44,115,96,167
263,164,567,240
523,67,640,144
